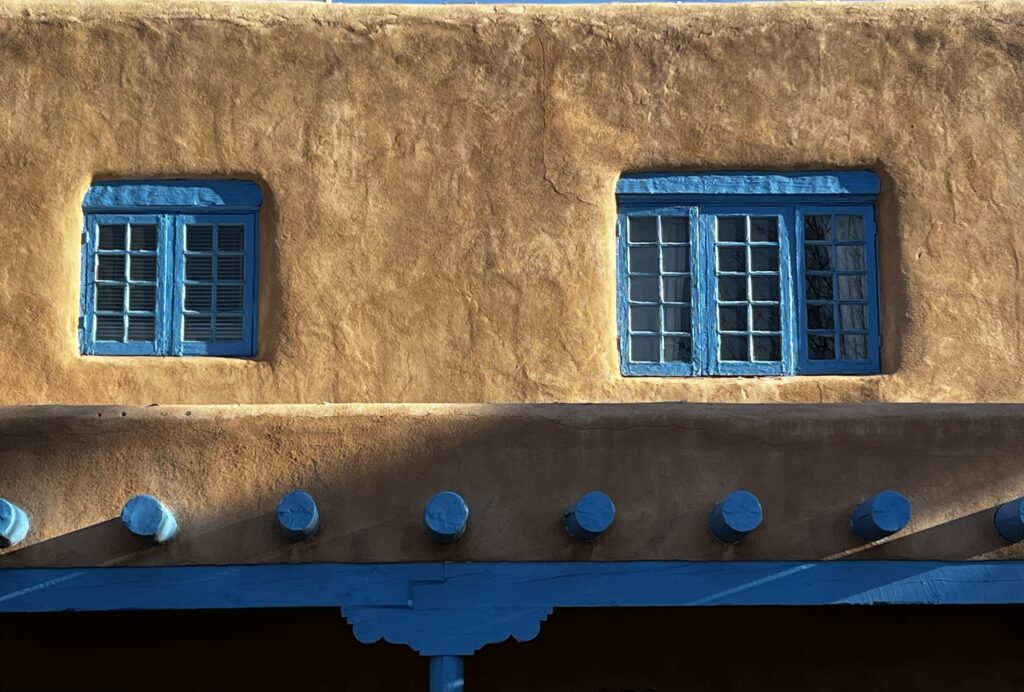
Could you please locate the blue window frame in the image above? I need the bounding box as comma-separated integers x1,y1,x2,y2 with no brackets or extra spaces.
616,171,880,376
80,180,261,357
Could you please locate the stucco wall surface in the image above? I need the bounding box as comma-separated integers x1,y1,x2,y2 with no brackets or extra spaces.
2,403,1022,566
0,0,1021,404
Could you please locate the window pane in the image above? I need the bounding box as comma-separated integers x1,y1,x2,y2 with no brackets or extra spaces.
95,284,125,312
750,217,778,243
804,215,832,241
838,274,866,300
837,245,865,271
751,276,780,301
129,256,157,281
664,335,691,362
840,304,867,330
805,245,832,271
718,246,746,272
185,285,212,312
628,217,658,243
630,306,659,332
662,246,689,273
630,336,659,362
96,255,125,281
629,277,659,302
187,225,214,252
719,276,747,301
807,304,835,330
808,334,836,360
184,315,212,341
719,305,747,332
218,256,244,281
717,217,745,242
662,217,689,243
127,316,154,342
98,225,127,250
215,316,244,341
752,305,780,332
663,276,690,303
130,225,157,251
629,247,658,273
720,335,749,361
663,306,690,333
842,334,868,359
129,284,156,312
94,315,123,341
218,225,245,252
836,215,864,241
750,247,778,272
805,275,833,301
186,256,213,281
753,335,782,362
217,285,245,312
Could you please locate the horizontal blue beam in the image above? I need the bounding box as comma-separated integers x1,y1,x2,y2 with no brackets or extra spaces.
83,180,262,211
616,170,880,196
2,560,1024,612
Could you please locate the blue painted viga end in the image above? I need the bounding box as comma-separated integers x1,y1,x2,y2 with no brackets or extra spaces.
424,491,469,544
994,497,1024,543
121,494,178,544
277,490,320,541
851,491,911,542
564,491,616,541
0,498,30,548
709,490,763,543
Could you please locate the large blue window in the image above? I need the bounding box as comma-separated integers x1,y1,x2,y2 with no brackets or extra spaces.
616,171,880,376
80,180,261,357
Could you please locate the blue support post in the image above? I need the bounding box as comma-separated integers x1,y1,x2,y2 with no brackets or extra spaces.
121,494,178,544
424,491,469,544
851,491,911,542
708,490,763,543
564,491,616,541
276,490,320,541
429,655,464,692
0,498,29,548
994,497,1024,543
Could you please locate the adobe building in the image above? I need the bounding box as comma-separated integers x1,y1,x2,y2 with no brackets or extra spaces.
2,0,1024,690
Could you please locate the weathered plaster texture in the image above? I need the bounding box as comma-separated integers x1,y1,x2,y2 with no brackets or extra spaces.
2,403,1023,566
0,1,1020,403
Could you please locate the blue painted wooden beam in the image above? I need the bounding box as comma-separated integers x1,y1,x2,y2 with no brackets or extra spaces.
429,656,464,692
850,491,911,542
276,490,319,541
424,492,469,544
994,497,1024,543
120,495,177,544
0,498,29,548
708,490,763,543
7,561,1024,613
564,491,615,541
616,170,880,196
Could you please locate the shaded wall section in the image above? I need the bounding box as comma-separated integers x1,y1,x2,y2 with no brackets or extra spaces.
3,403,1024,566
0,1,1020,403
2,606,1023,691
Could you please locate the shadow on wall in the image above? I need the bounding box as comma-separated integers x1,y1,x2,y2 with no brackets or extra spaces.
3,402,1024,566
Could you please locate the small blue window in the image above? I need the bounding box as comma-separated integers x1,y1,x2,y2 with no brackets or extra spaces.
80,180,261,357
616,171,880,376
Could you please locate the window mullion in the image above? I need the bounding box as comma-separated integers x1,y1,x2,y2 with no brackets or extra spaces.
781,205,798,374
696,209,716,376
164,214,183,356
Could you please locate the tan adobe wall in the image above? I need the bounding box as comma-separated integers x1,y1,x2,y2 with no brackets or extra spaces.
3,403,1023,566
0,0,1022,404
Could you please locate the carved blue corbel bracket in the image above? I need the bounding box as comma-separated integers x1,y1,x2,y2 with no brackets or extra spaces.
342,605,552,656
